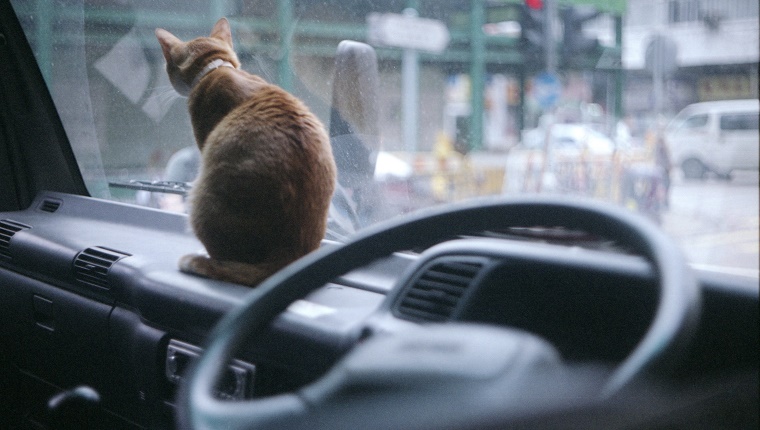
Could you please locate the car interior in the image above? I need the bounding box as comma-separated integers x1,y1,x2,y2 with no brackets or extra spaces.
0,1,757,429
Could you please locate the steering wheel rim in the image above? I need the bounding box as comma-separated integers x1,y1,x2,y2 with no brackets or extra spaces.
177,196,701,430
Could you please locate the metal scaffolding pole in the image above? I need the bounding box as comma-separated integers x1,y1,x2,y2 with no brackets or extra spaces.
277,0,294,92
469,0,485,151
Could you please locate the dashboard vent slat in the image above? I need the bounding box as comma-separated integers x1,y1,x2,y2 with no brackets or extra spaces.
39,199,62,213
73,246,130,290
0,219,31,260
396,259,485,322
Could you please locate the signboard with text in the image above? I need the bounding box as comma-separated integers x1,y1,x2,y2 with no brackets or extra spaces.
367,12,450,53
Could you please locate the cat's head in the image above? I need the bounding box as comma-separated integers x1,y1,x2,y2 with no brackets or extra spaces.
155,18,241,96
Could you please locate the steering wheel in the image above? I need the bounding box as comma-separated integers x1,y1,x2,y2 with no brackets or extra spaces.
177,196,701,430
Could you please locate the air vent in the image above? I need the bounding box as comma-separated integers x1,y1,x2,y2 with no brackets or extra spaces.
39,199,62,213
395,259,485,322
0,219,31,260
73,246,130,290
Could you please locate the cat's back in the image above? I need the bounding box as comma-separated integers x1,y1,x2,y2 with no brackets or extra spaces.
196,69,335,212
193,69,328,153
203,77,332,174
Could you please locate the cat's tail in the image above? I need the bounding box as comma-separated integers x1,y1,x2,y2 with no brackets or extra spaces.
179,253,291,287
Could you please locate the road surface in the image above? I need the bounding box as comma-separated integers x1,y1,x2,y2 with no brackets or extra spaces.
662,170,759,279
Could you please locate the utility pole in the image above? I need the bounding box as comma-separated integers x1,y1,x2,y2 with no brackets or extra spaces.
544,0,557,74
402,8,420,153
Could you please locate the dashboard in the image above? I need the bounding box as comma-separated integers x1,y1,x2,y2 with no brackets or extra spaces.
0,191,757,428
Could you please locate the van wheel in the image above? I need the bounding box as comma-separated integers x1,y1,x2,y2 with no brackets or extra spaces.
681,159,706,180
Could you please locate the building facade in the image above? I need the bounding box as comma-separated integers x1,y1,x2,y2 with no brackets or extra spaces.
623,0,759,118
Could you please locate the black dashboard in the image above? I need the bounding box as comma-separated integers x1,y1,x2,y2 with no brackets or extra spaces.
0,191,757,428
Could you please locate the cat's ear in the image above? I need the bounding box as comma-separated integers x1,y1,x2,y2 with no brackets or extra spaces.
155,28,182,64
210,17,233,47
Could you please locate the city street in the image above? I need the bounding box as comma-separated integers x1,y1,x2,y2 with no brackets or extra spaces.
662,170,759,279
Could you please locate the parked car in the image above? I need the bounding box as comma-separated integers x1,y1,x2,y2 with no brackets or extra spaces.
666,99,760,179
0,1,757,430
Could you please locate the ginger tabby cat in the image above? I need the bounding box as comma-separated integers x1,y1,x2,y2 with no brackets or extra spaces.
155,18,336,287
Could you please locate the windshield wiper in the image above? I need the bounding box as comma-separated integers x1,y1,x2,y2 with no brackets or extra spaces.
108,180,191,195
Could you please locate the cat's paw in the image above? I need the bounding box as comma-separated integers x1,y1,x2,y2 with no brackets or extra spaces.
178,253,281,287
178,253,213,278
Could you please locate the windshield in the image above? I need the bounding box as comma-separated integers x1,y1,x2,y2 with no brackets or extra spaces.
9,0,759,278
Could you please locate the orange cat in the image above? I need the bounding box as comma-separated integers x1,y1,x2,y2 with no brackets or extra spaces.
155,18,336,287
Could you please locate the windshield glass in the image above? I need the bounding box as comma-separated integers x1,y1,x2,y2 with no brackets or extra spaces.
9,0,759,278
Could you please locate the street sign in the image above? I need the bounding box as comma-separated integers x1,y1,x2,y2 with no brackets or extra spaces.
645,34,678,77
533,71,561,109
367,12,450,53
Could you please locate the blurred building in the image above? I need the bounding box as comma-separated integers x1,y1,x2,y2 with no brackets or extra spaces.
623,0,759,118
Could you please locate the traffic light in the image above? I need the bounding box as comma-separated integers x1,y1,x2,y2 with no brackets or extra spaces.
519,2,546,70
560,5,602,69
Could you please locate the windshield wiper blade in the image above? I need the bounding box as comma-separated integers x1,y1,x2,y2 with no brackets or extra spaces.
108,180,191,195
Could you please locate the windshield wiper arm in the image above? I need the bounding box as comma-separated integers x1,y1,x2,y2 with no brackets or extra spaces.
108,180,191,195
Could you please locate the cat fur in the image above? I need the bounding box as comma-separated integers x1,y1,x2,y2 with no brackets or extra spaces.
155,18,336,287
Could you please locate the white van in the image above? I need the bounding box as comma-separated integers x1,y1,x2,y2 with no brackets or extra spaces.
666,99,759,179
